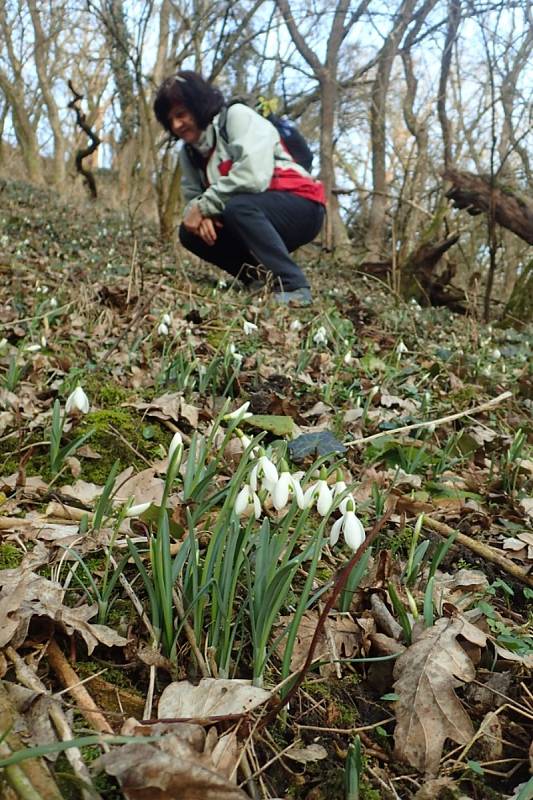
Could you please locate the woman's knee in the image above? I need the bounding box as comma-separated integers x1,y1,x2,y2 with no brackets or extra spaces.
179,224,202,255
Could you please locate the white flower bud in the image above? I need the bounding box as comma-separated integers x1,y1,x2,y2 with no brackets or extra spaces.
65,386,90,415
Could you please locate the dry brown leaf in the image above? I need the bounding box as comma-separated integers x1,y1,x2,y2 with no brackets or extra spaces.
96,724,248,800
393,616,487,775
284,743,328,763
113,466,167,507
0,544,127,653
60,479,103,505
276,611,370,673
158,678,272,719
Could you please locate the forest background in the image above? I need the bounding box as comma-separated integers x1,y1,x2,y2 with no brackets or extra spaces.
0,0,531,317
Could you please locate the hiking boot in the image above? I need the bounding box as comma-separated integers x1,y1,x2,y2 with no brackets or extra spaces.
273,288,313,306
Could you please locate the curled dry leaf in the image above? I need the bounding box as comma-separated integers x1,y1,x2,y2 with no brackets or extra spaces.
97,722,248,800
276,611,372,674
0,544,127,653
393,616,487,775
158,678,272,720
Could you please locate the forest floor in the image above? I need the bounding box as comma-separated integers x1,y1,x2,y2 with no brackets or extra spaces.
0,178,531,800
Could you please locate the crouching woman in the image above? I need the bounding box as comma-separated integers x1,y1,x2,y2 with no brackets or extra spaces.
153,71,325,305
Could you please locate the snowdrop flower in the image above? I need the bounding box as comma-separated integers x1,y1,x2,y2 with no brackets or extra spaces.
65,385,90,414
290,319,303,332
157,322,169,336
49,297,58,308
250,454,279,493
243,320,258,335
304,473,333,516
125,501,151,517
162,313,172,326
489,348,501,360
24,343,41,352
234,484,262,519
217,278,228,289
313,326,328,346
272,466,305,511
396,340,408,355
224,401,253,421
343,351,353,365
229,343,243,363
236,428,258,455
0,338,7,351
330,501,365,551
168,431,183,460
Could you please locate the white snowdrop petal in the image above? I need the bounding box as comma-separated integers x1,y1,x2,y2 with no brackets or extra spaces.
235,486,250,516
249,465,258,492
126,502,151,517
343,513,366,551
317,481,333,516
303,483,317,509
168,431,183,461
272,474,290,511
260,456,279,485
329,517,343,547
253,492,262,520
65,386,90,414
243,321,258,335
225,401,251,420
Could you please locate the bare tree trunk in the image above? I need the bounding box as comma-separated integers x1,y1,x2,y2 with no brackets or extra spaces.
437,0,461,170
275,0,370,250
27,0,66,186
0,72,44,184
364,0,418,262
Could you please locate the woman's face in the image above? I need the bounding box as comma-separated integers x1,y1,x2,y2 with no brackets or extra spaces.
167,104,201,144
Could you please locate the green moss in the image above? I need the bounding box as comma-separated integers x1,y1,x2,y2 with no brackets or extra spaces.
0,542,23,569
75,406,167,483
55,748,122,800
302,675,361,726
76,659,136,692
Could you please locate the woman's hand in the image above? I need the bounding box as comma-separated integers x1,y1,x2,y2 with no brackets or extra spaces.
183,204,221,246
183,203,203,233
197,218,217,246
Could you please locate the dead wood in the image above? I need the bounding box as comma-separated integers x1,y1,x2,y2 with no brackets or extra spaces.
360,234,466,311
423,516,533,589
0,681,64,799
444,169,533,245
46,639,114,734
68,81,101,199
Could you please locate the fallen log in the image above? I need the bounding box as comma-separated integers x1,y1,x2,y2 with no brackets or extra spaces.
443,169,533,245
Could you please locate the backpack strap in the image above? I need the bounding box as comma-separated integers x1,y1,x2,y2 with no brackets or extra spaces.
218,105,230,144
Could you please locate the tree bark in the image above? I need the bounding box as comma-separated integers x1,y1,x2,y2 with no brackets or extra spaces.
275,0,370,250
364,0,419,262
27,0,66,186
444,169,533,245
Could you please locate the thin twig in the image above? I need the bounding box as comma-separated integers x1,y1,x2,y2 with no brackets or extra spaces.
345,390,512,447
297,716,395,735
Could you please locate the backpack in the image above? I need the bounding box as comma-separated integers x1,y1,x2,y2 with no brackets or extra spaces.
218,101,314,173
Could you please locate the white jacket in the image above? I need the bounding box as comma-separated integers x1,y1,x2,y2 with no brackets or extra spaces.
179,103,324,218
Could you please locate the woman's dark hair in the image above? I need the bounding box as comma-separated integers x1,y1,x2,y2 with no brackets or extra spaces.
153,71,225,132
